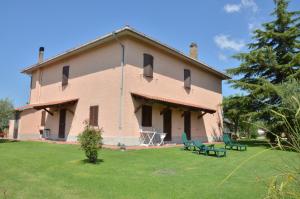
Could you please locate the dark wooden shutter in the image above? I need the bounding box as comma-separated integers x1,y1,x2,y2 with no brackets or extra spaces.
184,69,191,89
41,111,46,126
30,75,33,89
62,66,69,86
89,106,99,126
143,54,153,77
142,105,152,127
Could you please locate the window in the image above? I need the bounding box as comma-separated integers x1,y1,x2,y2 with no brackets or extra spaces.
41,111,46,126
141,105,152,127
184,69,191,89
30,75,33,89
30,74,36,89
143,53,153,77
89,105,99,126
62,66,69,86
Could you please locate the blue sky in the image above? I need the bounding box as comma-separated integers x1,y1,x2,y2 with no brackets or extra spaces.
1,0,299,107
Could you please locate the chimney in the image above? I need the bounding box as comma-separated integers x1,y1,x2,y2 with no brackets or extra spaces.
38,47,44,63
189,42,198,60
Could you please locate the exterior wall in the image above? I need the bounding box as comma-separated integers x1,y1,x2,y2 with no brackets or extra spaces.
8,120,15,139
17,109,41,139
18,36,223,145
122,38,223,143
19,40,125,142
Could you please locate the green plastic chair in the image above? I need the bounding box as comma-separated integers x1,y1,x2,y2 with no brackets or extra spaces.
193,140,226,157
182,132,194,150
193,140,214,154
193,140,211,154
223,134,247,151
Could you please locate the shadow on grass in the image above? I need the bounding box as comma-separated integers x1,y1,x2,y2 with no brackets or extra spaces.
0,139,19,144
188,150,226,158
238,140,269,148
80,159,104,165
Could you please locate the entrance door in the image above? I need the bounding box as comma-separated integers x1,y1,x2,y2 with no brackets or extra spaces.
184,111,191,140
58,109,66,139
163,109,172,141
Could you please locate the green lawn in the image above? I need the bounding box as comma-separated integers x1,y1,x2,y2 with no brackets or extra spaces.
0,140,299,199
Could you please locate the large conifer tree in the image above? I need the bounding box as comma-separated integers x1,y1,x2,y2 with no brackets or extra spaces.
226,0,300,138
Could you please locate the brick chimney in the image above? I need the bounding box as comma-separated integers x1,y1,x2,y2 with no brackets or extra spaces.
189,42,198,60
38,47,44,63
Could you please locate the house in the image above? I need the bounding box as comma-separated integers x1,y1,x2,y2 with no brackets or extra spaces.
10,26,229,145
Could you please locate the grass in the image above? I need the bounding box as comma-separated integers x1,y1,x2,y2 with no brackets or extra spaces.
0,140,299,199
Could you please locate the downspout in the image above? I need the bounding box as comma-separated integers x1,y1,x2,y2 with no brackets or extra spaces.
113,32,125,143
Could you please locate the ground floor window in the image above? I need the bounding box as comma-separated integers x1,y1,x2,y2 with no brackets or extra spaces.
89,105,99,126
141,105,152,127
41,111,46,126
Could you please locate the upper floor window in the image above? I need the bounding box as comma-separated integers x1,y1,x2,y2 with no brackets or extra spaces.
62,66,69,86
143,53,153,78
184,69,191,89
30,75,33,89
89,105,99,126
141,105,152,127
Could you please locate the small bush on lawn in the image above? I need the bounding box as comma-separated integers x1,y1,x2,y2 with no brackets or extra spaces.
78,125,103,163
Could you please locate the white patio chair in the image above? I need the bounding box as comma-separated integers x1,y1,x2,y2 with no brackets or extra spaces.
158,133,167,146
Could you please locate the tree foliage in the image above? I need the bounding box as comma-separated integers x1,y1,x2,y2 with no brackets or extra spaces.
0,98,14,132
226,0,300,137
223,95,260,138
223,95,251,134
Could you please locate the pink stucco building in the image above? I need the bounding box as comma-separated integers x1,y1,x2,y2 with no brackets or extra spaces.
11,26,229,145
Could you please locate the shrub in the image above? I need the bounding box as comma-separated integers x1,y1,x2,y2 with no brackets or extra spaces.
77,125,103,163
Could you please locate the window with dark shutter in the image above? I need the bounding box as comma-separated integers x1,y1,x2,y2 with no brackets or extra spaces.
41,111,46,126
89,106,99,126
143,53,153,77
184,69,191,89
141,105,152,127
62,66,69,86
30,75,33,89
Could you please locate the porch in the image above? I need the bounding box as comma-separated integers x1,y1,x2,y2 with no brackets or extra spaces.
32,98,78,141
131,92,216,145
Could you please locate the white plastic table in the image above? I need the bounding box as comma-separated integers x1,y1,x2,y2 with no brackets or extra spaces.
140,130,156,146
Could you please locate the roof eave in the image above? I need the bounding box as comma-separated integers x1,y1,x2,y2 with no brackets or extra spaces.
21,27,230,80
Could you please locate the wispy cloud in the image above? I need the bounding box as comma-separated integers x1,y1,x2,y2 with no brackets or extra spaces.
218,53,228,61
224,0,258,13
214,35,245,51
224,4,241,13
241,0,258,13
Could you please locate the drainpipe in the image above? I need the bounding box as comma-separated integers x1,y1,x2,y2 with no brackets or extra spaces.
113,32,125,143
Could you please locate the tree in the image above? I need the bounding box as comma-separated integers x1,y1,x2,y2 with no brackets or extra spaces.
0,98,14,132
226,0,300,139
223,95,248,135
223,95,257,138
